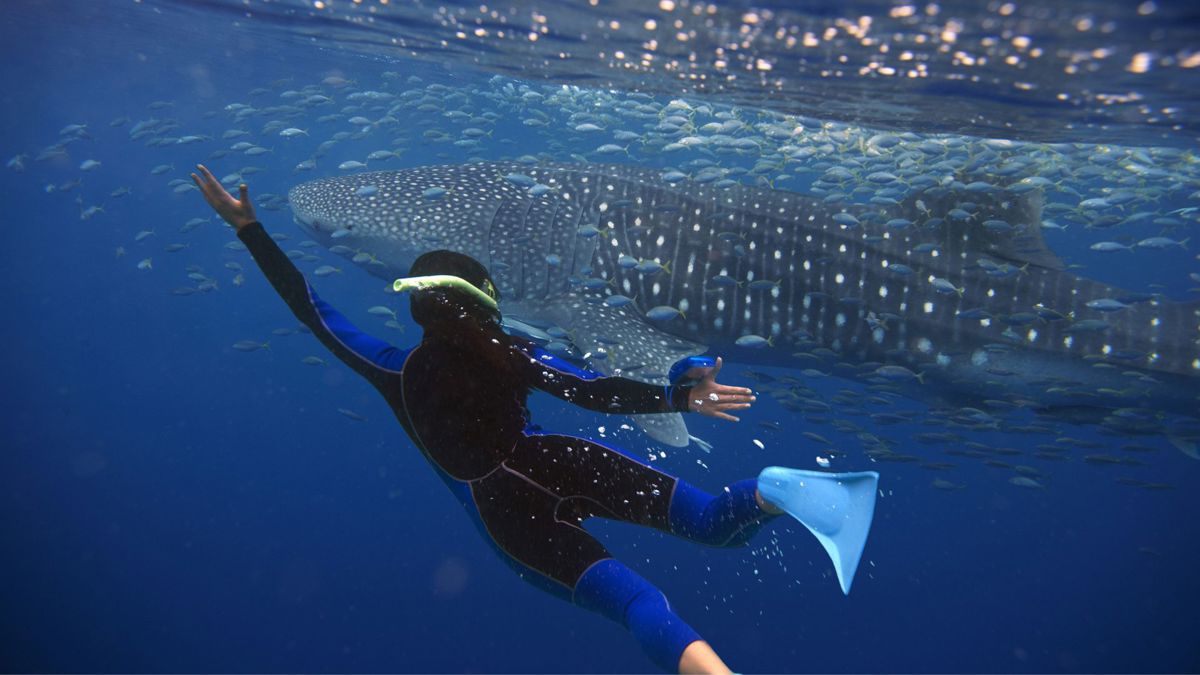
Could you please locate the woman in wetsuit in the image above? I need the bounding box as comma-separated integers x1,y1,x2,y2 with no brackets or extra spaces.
192,165,879,674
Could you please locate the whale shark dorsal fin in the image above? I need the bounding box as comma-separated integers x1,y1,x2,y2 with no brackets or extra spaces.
513,294,707,448
919,186,1064,271
977,187,1064,271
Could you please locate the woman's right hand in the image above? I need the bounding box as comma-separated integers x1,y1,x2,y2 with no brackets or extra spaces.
686,356,756,422
190,163,258,231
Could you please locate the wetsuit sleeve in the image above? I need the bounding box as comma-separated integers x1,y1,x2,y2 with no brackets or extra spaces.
521,345,693,414
237,221,408,382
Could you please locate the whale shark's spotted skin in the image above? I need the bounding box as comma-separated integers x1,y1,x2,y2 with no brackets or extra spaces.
289,162,1200,434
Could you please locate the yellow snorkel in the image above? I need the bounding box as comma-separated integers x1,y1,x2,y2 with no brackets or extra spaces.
392,274,499,313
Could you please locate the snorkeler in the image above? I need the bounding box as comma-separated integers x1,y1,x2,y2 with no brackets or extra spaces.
192,165,879,674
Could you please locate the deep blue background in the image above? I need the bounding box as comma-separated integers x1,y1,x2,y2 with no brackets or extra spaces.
1,1,1197,672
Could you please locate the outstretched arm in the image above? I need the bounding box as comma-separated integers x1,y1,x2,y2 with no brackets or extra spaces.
525,344,754,421
191,164,408,383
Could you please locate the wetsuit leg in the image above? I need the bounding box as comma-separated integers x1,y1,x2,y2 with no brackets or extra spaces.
506,433,779,548
667,477,776,547
500,434,779,670
468,460,610,596
467,460,702,671
467,434,778,671
573,558,702,673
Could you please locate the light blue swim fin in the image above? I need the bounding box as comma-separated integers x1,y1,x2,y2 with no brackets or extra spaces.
757,467,880,595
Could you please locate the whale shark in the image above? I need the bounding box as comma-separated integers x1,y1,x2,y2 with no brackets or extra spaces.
287,161,1200,447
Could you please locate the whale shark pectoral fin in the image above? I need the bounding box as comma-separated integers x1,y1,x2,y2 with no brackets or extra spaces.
525,294,708,448
1168,434,1200,461
580,304,706,449
629,412,692,448
500,315,556,343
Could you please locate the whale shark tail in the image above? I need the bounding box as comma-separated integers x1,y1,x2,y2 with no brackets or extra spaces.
757,466,880,595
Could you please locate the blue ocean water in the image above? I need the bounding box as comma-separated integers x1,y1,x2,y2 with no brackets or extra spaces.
2,1,1198,672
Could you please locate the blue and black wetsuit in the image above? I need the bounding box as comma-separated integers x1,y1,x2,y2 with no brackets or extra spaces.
239,221,778,672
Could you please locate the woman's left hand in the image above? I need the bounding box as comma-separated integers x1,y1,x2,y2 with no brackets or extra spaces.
686,357,755,422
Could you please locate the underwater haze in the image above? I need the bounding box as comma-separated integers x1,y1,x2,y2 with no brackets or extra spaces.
2,0,1199,672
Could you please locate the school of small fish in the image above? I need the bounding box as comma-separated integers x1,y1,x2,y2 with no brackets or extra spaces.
8,54,1198,491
